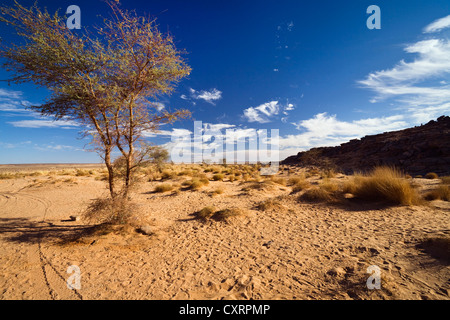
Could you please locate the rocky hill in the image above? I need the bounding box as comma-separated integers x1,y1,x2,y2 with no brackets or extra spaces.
281,115,450,176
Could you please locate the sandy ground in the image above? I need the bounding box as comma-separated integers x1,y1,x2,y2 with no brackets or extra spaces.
0,165,449,300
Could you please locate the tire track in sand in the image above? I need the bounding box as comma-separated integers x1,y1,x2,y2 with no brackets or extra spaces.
0,190,83,300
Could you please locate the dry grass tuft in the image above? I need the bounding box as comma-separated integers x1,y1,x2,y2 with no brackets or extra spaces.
211,188,224,196
350,167,422,206
441,176,450,184
257,198,285,211
196,206,216,220
240,180,276,193
83,196,139,225
212,208,247,221
154,183,174,193
212,173,225,181
425,172,439,179
196,207,248,222
299,186,335,202
270,176,287,186
424,185,450,202
182,177,209,190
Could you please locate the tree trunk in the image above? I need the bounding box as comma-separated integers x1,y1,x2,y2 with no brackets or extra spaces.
104,149,115,199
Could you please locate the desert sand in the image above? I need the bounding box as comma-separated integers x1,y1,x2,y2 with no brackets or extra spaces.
0,164,448,300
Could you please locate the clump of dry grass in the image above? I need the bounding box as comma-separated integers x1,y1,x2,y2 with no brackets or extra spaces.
299,186,335,202
212,173,224,181
240,180,276,193
196,206,216,220
270,176,287,186
440,176,450,184
425,172,439,179
154,183,174,193
0,173,15,180
75,169,90,177
83,196,139,225
288,175,310,193
257,198,285,211
424,185,450,201
182,177,209,190
196,207,248,222
161,170,176,180
349,167,422,206
320,168,337,179
212,208,247,221
211,188,224,195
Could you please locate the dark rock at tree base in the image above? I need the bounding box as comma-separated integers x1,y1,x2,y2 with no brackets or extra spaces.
281,116,450,176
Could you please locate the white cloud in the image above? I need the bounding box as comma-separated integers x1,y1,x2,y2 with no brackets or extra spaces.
8,119,79,128
423,15,450,33
152,102,165,111
243,101,280,123
187,88,223,105
358,25,450,123
243,100,296,123
280,113,408,153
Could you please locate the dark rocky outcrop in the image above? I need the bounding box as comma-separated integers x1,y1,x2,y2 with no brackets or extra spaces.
281,116,450,176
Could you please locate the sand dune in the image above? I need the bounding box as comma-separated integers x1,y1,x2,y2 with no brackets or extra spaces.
0,165,448,300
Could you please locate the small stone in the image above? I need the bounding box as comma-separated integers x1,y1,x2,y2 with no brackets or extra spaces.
327,267,346,277
138,225,153,235
69,215,81,222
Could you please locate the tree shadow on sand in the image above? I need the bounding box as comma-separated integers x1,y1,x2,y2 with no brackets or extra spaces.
0,217,108,246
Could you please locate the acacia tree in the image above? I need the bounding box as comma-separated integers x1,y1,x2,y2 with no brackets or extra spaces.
0,1,191,198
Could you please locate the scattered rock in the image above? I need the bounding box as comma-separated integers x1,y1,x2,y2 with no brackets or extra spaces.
69,215,81,222
137,225,153,235
327,267,346,277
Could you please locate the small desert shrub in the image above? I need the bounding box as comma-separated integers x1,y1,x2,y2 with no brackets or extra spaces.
271,176,287,186
95,174,109,181
241,180,276,192
440,176,450,184
212,208,247,221
212,188,224,195
154,183,174,193
320,169,337,179
257,198,284,211
183,178,209,190
351,167,422,206
425,172,439,179
212,174,224,181
75,169,90,177
161,170,176,180
0,173,14,180
320,180,339,193
299,187,334,202
289,175,310,193
288,175,305,185
29,171,44,177
424,185,450,201
415,175,423,178
83,196,138,225
196,206,216,220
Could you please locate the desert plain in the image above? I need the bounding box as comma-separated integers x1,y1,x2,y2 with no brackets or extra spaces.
0,163,448,300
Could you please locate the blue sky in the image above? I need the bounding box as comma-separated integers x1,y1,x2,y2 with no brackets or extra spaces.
1,0,450,164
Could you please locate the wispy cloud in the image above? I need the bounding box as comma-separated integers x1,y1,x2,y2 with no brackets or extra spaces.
279,113,408,158
423,15,450,33
0,88,34,114
243,100,296,124
358,17,450,123
183,88,223,105
8,119,79,129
